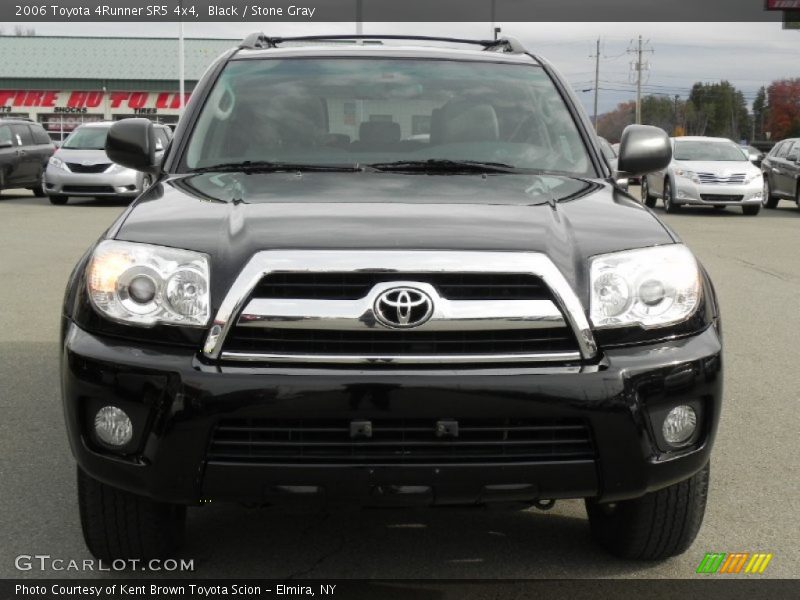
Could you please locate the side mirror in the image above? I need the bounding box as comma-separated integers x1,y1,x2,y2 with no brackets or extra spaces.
105,118,160,175
0,140,14,149
614,177,630,192
616,125,672,177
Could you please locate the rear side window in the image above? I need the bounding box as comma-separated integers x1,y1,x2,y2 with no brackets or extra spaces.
30,124,52,145
775,142,790,158
0,125,12,146
10,124,34,146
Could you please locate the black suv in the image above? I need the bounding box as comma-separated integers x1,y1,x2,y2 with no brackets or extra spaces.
0,118,55,197
761,137,800,210
61,35,722,563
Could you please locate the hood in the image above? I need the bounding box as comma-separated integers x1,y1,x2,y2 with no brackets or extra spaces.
674,160,759,175
112,171,676,304
54,148,111,164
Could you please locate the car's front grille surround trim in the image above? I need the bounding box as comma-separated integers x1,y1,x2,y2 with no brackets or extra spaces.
202,251,598,364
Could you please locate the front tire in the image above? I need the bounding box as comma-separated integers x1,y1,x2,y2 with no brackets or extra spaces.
31,184,46,197
641,177,656,208
663,179,680,213
48,195,68,205
585,462,709,560
77,467,186,561
762,178,778,208
742,205,761,216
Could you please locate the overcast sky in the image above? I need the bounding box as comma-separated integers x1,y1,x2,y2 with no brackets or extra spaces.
7,21,799,115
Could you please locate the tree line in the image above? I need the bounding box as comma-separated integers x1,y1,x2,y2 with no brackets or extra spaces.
597,79,800,144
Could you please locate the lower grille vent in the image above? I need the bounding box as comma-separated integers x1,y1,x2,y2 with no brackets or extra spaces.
208,417,595,464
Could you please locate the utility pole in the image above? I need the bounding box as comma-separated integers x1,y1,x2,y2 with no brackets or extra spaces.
635,36,643,124
591,38,600,130
628,36,653,125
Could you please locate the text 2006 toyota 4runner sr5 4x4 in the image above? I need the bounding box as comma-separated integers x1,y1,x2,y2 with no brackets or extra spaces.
61,35,722,562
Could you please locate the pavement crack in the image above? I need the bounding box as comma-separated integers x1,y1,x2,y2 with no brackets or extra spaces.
281,512,348,580
284,532,347,580
712,253,797,284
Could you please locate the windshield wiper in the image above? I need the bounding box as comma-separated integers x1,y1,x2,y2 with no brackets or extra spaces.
368,159,520,173
188,161,365,174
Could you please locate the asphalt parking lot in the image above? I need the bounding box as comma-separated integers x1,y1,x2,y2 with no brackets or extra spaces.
0,188,797,579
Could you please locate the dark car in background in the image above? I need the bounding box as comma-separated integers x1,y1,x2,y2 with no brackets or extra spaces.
761,138,800,210
0,118,55,197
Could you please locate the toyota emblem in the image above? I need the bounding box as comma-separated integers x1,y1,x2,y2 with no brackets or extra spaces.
374,286,434,329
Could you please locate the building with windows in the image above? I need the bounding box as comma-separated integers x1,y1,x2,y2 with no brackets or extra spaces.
0,36,237,141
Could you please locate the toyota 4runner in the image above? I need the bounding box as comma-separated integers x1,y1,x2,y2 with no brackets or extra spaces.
61,34,722,562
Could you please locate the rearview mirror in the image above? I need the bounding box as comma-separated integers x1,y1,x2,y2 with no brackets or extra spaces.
616,125,672,177
105,118,160,175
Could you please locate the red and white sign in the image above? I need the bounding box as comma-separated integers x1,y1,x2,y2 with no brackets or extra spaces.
0,90,192,114
766,0,800,9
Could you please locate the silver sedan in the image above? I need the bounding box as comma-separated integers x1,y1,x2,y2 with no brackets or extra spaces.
641,136,764,216
44,121,169,205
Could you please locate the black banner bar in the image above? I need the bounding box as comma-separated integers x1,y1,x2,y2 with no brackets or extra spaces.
2,579,798,600
1,0,788,22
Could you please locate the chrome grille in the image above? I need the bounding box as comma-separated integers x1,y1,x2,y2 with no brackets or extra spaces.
696,172,746,185
208,417,595,464
204,251,598,364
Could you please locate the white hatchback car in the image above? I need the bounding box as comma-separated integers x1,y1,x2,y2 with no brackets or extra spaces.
641,136,763,216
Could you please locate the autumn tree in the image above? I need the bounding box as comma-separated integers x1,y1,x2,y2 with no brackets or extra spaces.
597,101,635,142
765,79,800,140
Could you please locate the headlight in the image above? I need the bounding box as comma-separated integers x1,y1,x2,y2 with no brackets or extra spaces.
48,156,69,171
86,240,210,327
744,172,762,185
590,245,701,329
673,168,698,183
106,163,132,174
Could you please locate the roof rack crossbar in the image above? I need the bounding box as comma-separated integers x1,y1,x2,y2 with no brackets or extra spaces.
238,33,527,54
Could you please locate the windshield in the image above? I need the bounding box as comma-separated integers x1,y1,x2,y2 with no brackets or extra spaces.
62,127,109,150
184,58,593,175
673,140,748,162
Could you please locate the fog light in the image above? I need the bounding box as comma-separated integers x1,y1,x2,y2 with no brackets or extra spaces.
662,405,697,445
94,406,133,447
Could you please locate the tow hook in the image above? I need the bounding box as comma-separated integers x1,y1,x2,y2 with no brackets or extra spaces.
533,499,556,511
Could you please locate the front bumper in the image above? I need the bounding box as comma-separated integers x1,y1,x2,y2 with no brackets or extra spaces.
44,166,142,197
673,177,762,206
61,322,723,507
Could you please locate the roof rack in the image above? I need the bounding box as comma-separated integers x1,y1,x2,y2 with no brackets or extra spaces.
238,33,527,55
